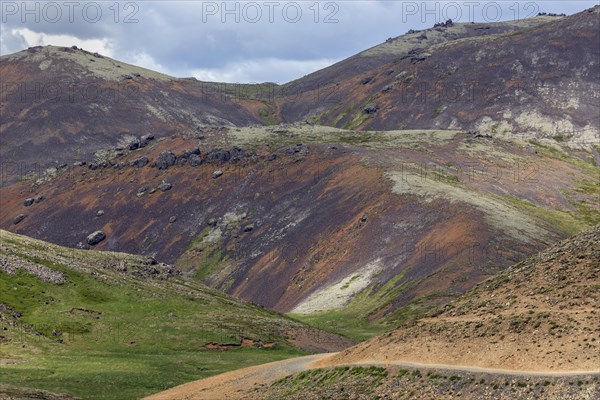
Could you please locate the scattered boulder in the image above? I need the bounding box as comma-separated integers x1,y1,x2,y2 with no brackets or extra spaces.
86,231,106,246
158,182,173,192
243,225,254,232
230,146,248,163
24,198,34,207
181,148,201,158
212,170,223,179
206,148,231,164
361,76,375,85
364,103,380,114
34,195,44,203
139,134,155,148
96,210,105,217
360,214,368,223
434,19,454,28
93,52,102,58
272,127,289,134
13,214,26,225
189,154,202,167
130,156,149,168
156,151,177,170
128,137,141,151
207,218,218,226
410,55,427,64
169,216,177,223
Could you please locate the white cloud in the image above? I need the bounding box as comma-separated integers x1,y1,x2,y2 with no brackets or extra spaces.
190,57,336,83
7,28,114,57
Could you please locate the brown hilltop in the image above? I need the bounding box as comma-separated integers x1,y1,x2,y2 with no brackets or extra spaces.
275,7,599,138
0,45,262,185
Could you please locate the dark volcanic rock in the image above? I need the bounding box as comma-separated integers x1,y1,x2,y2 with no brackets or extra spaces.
280,143,309,155
130,156,149,168
229,146,248,162
364,103,380,114
206,148,231,164
34,195,44,203
86,231,106,246
189,154,202,167
140,134,154,147
13,214,26,224
158,182,173,192
361,76,375,84
128,138,140,151
24,198,34,207
169,216,177,223
156,151,177,170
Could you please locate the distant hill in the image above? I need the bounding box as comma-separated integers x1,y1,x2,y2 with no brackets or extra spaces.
276,6,600,138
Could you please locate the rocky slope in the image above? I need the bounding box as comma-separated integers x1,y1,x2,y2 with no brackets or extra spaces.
319,224,600,371
0,46,261,185
255,365,599,400
0,123,597,338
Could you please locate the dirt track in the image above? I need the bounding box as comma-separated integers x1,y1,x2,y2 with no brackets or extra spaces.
143,354,332,400
145,353,600,399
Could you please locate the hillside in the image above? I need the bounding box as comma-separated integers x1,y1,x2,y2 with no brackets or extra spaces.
1,7,598,186
319,224,600,371
0,4,598,344
0,46,261,185
1,123,598,340
276,6,600,139
0,230,352,399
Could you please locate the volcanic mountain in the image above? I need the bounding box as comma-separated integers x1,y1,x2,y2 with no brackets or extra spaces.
0,6,599,338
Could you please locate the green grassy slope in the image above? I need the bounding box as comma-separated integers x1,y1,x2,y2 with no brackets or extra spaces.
0,230,324,399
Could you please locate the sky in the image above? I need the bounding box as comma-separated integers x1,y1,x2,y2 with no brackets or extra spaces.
0,1,596,83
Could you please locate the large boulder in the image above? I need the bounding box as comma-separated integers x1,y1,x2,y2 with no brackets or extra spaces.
140,134,155,148
205,148,231,164
364,103,380,114
86,231,106,246
189,155,202,167
156,151,177,170
230,146,248,163
13,214,26,225
158,182,173,192
130,156,149,168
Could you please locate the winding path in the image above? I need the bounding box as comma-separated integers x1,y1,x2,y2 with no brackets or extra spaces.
144,353,600,399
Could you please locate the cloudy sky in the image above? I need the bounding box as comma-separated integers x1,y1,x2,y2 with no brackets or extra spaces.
1,1,595,83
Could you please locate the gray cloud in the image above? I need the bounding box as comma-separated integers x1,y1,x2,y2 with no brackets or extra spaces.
0,1,593,83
